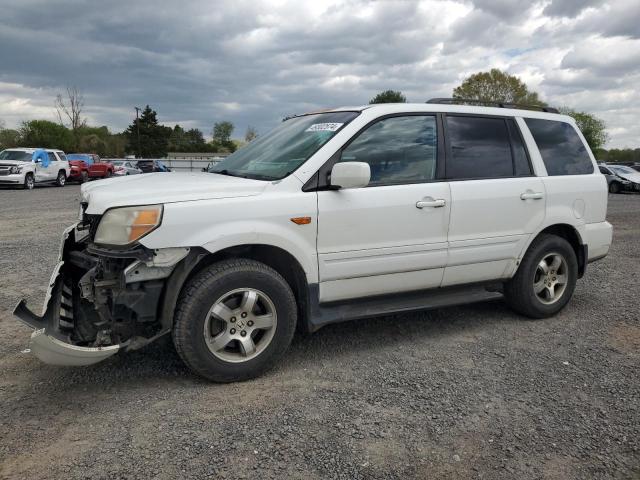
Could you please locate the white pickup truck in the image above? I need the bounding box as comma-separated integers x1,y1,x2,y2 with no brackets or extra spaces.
0,148,70,189
14,101,612,382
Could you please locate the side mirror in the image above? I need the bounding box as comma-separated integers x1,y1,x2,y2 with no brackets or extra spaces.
330,162,370,189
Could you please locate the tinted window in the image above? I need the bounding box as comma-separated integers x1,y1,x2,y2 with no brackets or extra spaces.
48,152,57,162
525,119,594,175
507,119,532,176
446,116,513,179
340,115,437,186
58,153,67,161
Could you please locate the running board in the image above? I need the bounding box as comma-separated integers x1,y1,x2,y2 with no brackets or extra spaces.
307,284,503,331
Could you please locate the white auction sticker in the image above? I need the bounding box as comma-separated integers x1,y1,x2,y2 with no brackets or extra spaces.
305,123,343,132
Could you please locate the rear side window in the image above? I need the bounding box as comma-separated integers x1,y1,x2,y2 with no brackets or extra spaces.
446,116,513,179
525,119,594,175
48,152,57,162
340,115,437,186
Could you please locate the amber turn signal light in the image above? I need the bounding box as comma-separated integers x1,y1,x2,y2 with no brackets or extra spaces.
290,217,312,225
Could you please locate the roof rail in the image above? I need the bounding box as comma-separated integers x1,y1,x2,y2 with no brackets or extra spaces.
426,98,559,114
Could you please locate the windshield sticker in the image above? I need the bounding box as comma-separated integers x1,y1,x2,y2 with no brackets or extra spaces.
305,123,343,132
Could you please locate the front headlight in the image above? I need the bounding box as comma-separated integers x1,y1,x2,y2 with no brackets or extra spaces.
94,205,163,246
9,166,22,174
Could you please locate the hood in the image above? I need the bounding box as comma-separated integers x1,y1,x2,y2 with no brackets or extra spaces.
69,160,86,167
81,172,268,214
615,171,640,183
0,160,30,167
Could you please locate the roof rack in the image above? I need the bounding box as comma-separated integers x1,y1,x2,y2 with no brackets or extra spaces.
426,98,559,114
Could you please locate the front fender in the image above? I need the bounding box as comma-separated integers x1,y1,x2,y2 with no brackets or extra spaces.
140,195,319,283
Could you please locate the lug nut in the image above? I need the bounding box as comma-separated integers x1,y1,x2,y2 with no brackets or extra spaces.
230,328,236,334
247,320,254,327
240,330,247,337
230,317,236,323
241,312,248,318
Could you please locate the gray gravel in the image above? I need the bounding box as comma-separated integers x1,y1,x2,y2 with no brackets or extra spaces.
0,184,639,479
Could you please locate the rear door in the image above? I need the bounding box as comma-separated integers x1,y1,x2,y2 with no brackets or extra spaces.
442,115,546,286
316,114,451,302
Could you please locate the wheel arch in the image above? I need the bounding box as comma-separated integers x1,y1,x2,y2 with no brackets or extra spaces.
522,223,587,278
161,244,311,333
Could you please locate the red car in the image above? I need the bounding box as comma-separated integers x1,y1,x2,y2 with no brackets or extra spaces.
67,158,90,183
67,154,114,180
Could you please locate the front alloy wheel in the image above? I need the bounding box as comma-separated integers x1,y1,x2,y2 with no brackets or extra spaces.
173,259,297,382
204,288,277,362
55,171,66,187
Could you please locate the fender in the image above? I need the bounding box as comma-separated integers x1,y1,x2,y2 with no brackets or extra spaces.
140,201,319,284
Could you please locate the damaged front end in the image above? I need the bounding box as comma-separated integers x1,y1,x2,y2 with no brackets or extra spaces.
13,221,192,366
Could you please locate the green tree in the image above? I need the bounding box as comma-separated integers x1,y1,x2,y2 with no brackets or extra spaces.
369,90,407,104
245,126,258,142
212,121,236,152
559,108,609,151
185,128,207,151
453,69,546,106
0,128,21,150
125,105,172,157
19,120,74,151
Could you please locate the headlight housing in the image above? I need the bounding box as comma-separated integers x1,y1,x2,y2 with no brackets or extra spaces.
9,166,22,174
94,205,163,246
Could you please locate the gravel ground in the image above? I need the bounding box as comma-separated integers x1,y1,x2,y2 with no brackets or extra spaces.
0,184,638,480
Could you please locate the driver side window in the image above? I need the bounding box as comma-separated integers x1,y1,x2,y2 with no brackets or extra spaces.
339,115,437,186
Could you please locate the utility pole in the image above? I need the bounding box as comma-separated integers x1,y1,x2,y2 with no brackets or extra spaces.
134,106,142,158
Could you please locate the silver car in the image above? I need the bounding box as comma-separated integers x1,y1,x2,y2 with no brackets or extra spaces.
599,164,640,193
110,160,142,176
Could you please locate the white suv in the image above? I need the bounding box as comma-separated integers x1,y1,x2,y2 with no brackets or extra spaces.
0,148,70,189
14,102,612,382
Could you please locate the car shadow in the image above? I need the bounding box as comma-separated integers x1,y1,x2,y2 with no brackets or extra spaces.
18,299,520,395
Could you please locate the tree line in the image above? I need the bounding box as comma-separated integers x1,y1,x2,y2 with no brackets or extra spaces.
0,89,249,158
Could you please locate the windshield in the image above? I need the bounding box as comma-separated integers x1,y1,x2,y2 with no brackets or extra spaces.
610,166,636,175
208,111,359,180
111,161,125,166
0,150,31,161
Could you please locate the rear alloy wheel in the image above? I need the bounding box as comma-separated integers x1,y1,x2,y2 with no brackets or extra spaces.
609,182,621,194
55,171,66,187
173,259,297,382
23,173,35,190
504,234,577,319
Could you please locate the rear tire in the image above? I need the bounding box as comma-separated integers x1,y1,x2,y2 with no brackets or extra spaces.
609,182,621,194
105,170,112,178
23,173,34,190
504,234,578,319
55,171,66,187
173,259,297,382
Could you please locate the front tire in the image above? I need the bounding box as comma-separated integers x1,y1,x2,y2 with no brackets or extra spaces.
23,173,35,190
173,259,297,382
55,171,66,187
504,234,578,319
80,171,89,183
609,182,621,194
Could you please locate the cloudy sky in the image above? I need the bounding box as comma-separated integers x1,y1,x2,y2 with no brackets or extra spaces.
0,0,638,147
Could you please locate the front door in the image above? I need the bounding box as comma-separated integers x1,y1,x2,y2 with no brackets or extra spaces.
442,114,546,286
316,114,451,303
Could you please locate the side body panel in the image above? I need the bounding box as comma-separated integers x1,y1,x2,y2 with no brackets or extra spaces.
317,183,451,302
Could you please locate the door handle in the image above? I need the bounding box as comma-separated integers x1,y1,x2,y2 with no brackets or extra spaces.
416,199,446,209
520,192,544,200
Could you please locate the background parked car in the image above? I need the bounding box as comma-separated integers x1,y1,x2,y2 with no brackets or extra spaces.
0,148,70,189
109,160,142,176
67,153,115,179
136,159,171,173
599,164,640,193
67,158,90,183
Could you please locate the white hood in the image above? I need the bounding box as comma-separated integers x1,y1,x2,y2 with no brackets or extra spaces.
81,172,268,214
616,171,640,183
0,160,30,167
